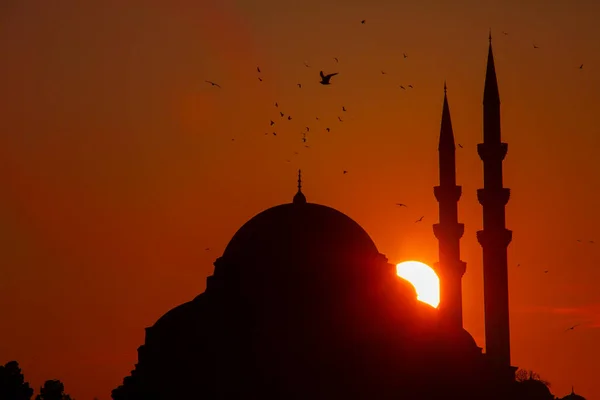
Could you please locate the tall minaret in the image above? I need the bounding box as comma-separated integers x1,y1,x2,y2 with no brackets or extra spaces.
477,33,513,378
433,83,466,329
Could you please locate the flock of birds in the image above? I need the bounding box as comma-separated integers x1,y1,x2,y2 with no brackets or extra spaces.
203,20,592,333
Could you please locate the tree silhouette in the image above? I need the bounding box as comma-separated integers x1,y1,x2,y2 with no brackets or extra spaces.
0,361,34,400
35,380,72,400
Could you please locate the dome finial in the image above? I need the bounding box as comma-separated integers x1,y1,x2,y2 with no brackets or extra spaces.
444,80,447,94
489,28,492,43
293,169,307,204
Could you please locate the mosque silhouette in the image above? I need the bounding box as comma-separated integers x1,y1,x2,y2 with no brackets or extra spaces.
110,37,577,400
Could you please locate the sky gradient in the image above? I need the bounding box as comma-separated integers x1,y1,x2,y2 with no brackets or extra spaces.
1,0,599,398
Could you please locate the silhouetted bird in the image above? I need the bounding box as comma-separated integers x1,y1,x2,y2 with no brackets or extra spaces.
342,106,346,111
502,31,508,35
544,270,549,273
257,66,261,73
297,83,302,88
338,116,343,122
205,248,210,251
396,203,407,207
458,144,463,148
326,128,330,132
415,216,424,223
316,117,319,120
577,239,582,242
579,64,584,69
258,77,263,81
280,112,284,117
565,324,580,332
305,127,310,132
288,116,292,120
320,71,338,85
403,53,407,58
275,102,278,107
400,85,406,90
517,263,520,267
381,70,386,74
270,120,275,126
361,19,366,24
334,57,339,63
272,132,277,136
589,240,594,244
533,44,539,49
304,62,310,68
205,80,221,88
343,170,348,174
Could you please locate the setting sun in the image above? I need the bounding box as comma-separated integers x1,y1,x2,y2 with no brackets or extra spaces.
396,261,440,308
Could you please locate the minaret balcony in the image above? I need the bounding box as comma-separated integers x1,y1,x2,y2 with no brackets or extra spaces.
434,260,467,277
434,185,462,203
477,142,508,162
476,228,513,248
433,222,465,241
476,188,510,207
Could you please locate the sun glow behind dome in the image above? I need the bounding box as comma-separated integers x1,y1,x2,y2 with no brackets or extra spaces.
396,261,440,308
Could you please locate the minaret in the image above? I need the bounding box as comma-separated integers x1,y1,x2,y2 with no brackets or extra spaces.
477,33,514,378
433,82,467,329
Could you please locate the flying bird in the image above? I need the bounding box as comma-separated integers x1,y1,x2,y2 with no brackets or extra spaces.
396,203,407,207
304,62,310,68
275,102,278,107
408,84,413,88
579,64,584,69
415,216,424,223
205,80,221,88
257,66,261,73
502,31,508,35
565,324,580,332
403,53,407,58
361,19,366,24
458,144,463,148
338,116,343,122
258,77,263,82
343,170,348,174
297,83,302,88
280,112,284,117
272,132,277,136
270,120,275,126
288,116,292,120
381,70,386,74
400,85,406,90
533,44,539,49
334,57,339,63
342,106,346,111
326,127,330,132
320,70,338,85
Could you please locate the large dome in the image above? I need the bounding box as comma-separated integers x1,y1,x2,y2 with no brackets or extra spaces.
222,201,379,263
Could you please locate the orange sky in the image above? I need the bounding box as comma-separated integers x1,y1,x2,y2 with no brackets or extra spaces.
1,0,599,399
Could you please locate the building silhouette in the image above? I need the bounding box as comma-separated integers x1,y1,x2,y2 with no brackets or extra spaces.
111,37,526,399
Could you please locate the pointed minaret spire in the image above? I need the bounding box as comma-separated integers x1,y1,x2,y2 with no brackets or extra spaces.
477,35,515,384
484,33,500,114
439,82,455,156
433,84,466,329
293,169,307,204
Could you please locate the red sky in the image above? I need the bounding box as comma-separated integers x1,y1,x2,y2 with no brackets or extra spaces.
1,0,599,399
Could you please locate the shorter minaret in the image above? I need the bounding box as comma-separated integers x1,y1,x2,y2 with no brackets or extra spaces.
433,83,467,329
293,169,307,204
